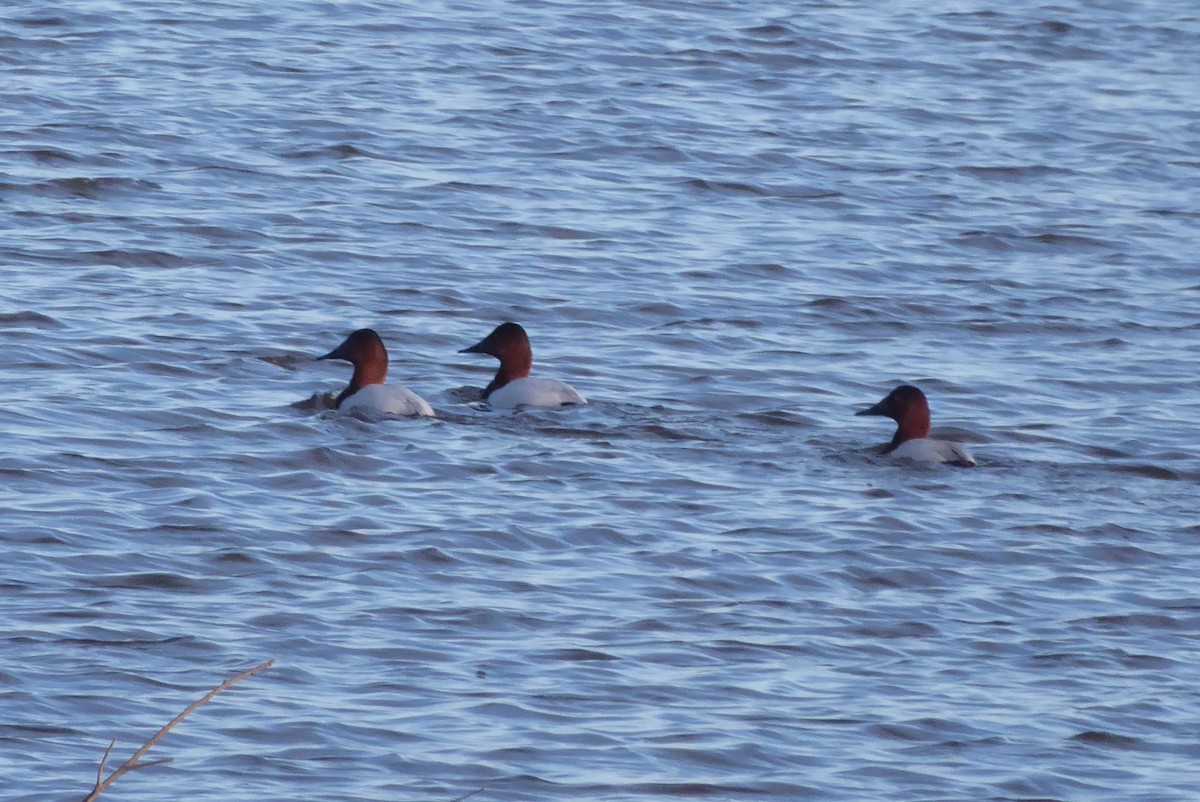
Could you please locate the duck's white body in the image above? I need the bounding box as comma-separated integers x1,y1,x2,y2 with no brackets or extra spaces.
891,437,975,466
487,377,586,409
340,383,434,417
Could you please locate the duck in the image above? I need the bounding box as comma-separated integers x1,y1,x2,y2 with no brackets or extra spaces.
317,328,434,417
459,322,586,409
856,384,975,467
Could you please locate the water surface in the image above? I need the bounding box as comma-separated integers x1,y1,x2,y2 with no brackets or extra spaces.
3,2,1199,800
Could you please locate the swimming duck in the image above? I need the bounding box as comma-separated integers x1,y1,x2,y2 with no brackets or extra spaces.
317,328,434,417
857,384,975,467
459,322,586,409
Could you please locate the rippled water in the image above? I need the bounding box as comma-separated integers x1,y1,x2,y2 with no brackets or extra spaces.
3,2,1199,800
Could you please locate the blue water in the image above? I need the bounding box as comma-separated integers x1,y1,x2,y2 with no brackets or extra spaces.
3,2,1199,800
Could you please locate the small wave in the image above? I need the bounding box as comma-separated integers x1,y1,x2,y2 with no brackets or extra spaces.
13,15,68,27
291,391,339,412
741,23,794,38
493,221,597,240
96,572,206,591
260,353,312,372
283,143,379,160
0,176,159,199
958,164,1075,180
211,550,261,567
639,144,689,164
683,177,839,200
57,176,159,198
627,781,816,797
1070,730,1142,749
728,261,791,278
950,228,1115,251
0,310,61,327
404,546,462,565
1026,232,1117,248
1013,20,1075,35
83,248,189,268
20,147,79,163
1077,613,1181,630
684,177,772,196
437,180,517,193
445,385,485,404
1142,208,1200,219
1111,463,1182,481
806,296,853,310
544,648,619,662
248,59,307,74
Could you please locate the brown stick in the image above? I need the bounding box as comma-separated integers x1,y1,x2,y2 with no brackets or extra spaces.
82,658,275,802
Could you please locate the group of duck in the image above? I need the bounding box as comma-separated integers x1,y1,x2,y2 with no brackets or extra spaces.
317,324,976,467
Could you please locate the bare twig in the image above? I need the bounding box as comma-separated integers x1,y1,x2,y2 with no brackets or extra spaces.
94,740,114,789
82,658,275,802
450,789,484,802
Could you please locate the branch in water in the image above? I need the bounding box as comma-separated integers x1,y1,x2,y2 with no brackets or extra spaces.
82,658,275,802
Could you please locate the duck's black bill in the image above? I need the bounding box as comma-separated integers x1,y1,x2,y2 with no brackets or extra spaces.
459,340,487,354
856,400,887,417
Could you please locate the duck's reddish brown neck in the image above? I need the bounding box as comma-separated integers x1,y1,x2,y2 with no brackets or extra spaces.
336,346,388,408
885,401,931,452
483,347,532,399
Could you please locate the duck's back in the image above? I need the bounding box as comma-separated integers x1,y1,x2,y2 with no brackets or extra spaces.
488,377,586,409
892,437,975,467
341,383,434,417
